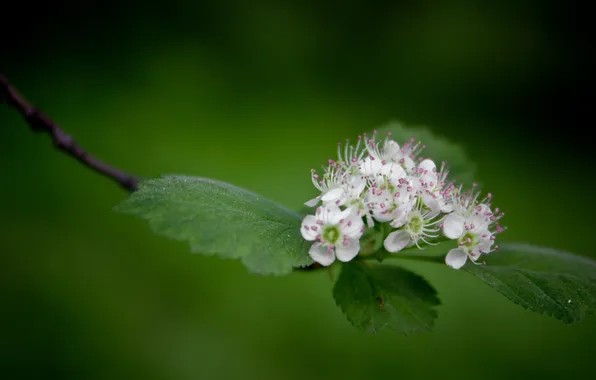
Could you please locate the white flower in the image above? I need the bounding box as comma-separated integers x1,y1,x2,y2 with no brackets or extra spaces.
305,161,366,207
301,204,365,266
384,201,442,253
442,192,505,269
366,176,416,223
301,130,507,271
364,131,422,174
414,159,454,215
359,156,383,177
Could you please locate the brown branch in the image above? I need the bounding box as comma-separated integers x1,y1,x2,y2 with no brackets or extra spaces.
1,73,322,271
0,73,140,191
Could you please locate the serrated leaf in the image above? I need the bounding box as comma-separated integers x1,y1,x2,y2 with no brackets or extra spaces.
332,261,440,334
114,176,312,275
465,243,596,324
374,121,476,184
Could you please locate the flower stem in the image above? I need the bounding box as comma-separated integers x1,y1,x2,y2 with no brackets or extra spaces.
368,253,445,264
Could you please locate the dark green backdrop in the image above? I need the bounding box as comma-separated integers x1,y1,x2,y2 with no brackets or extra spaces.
1,1,594,379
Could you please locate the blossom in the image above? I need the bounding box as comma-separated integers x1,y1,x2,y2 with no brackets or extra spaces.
384,200,442,253
364,131,422,174
301,129,506,268
366,176,416,223
301,204,365,266
414,159,454,215
442,191,505,269
305,159,367,207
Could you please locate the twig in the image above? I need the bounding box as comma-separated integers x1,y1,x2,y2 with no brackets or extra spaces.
0,74,140,191
1,73,323,271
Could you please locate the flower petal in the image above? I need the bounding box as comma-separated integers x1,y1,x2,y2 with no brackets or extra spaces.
365,214,375,228
469,204,492,230
389,203,413,228
478,234,494,254
383,230,411,253
319,204,341,224
309,244,335,266
445,248,468,269
304,196,321,207
423,194,441,218
300,215,318,241
360,157,382,176
440,200,454,213
418,159,436,173
348,176,367,197
321,187,345,204
328,207,352,225
384,140,401,158
341,214,365,239
402,156,416,174
335,238,360,262
380,162,405,182
443,213,465,239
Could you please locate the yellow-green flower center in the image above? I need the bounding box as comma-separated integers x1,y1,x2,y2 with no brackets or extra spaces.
458,231,479,249
323,225,341,244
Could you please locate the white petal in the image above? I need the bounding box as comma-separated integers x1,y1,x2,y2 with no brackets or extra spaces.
373,209,394,223
365,214,375,228
300,215,318,241
443,213,465,239
479,234,494,253
445,248,468,269
383,230,411,253
335,239,360,262
321,187,345,203
304,196,321,207
380,162,405,182
328,207,352,225
423,195,441,218
348,176,367,196
440,200,454,213
402,156,416,174
384,140,401,159
319,204,341,224
360,157,382,176
469,204,492,230
341,214,365,239
420,173,438,190
309,244,335,266
389,203,413,228
418,159,436,173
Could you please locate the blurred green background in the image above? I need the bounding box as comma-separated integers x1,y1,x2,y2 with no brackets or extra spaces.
1,1,594,379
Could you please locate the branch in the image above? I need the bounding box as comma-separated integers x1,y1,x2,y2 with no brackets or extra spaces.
1,73,323,271
0,73,140,191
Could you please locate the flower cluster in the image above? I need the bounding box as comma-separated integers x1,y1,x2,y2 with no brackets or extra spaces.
301,131,505,269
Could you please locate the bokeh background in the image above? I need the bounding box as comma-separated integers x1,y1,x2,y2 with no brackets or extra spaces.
1,1,594,379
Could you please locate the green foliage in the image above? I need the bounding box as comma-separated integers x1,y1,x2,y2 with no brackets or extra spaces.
114,176,312,275
374,121,477,184
332,261,440,334
465,243,596,324
113,124,596,333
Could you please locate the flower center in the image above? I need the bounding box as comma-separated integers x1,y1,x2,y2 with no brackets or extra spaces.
458,231,479,249
322,225,341,244
408,215,424,234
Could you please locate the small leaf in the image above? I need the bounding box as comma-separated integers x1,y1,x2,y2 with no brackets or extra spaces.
374,121,477,184
114,176,312,275
332,261,440,334
465,243,596,324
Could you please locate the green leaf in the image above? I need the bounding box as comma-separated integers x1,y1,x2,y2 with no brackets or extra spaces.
465,243,596,324
332,261,440,334
114,176,312,275
374,121,477,184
